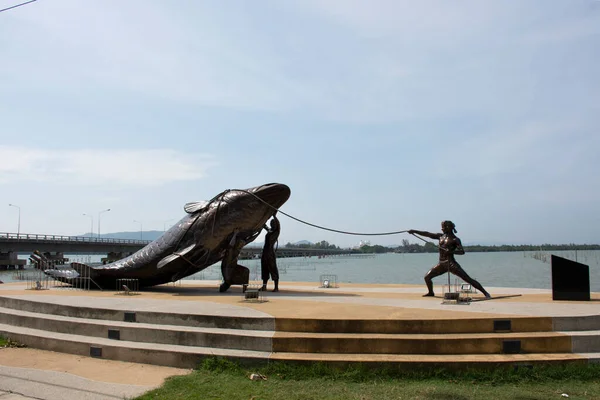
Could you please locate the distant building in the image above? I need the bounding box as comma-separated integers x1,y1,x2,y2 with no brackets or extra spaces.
352,240,371,250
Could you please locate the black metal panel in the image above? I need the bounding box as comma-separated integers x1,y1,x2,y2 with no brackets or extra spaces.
494,320,512,332
108,329,120,340
90,346,102,357
124,312,136,322
551,255,590,301
503,340,521,354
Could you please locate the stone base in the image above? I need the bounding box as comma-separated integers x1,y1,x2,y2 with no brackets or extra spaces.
0,281,598,369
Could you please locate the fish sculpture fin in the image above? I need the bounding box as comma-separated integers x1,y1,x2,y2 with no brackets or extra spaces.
157,254,179,269
171,249,210,282
43,269,80,279
184,201,209,214
157,243,196,269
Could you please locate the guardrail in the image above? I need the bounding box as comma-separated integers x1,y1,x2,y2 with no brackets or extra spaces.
0,232,359,254
0,232,152,245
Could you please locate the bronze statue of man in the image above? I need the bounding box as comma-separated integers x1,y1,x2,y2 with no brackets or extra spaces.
408,221,491,298
261,214,281,292
219,229,250,292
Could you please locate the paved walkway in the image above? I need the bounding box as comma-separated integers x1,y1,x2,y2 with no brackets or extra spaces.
0,365,154,400
0,348,190,400
0,348,191,400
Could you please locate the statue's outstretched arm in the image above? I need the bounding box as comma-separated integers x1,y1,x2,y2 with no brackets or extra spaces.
408,230,442,240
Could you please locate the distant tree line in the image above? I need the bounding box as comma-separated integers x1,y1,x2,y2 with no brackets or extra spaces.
285,241,340,250
285,240,600,254
355,244,393,254
366,240,600,254
461,243,600,252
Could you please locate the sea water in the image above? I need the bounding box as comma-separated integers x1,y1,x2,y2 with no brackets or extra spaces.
3,250,599,292
181,250,600,292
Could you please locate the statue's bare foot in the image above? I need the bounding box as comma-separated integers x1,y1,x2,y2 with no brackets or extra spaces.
422,293,435,297
272,288,279,292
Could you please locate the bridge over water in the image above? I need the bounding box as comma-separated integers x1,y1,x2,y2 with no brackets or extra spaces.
0,232,360,267
0,232,149,253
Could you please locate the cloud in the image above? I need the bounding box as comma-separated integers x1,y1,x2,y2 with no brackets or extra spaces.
0,147,217,186
2,0,599,126
291,0,502,38
273,1,600,123
435,119,593,179
1,1,314,113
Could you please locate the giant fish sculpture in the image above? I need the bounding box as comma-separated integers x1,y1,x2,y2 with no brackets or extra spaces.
42,183,291,290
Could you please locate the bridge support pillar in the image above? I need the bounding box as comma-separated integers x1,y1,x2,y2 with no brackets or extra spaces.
102,252,131,265
0,251,26,270
42,252,69,265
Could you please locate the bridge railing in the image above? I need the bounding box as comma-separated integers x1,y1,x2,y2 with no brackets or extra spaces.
0,232,151,245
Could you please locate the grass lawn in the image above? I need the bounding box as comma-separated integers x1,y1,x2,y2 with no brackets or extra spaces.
135,358,600,400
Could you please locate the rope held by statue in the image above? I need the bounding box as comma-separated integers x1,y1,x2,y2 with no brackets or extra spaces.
222,188,492,299
409,232,442,249
210,187,494,298
226,188,408,236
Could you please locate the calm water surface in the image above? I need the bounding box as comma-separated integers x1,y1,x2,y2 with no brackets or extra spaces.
227,250,600,292
3,250,599,292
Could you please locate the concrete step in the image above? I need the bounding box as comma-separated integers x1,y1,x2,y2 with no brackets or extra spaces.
2,305,599,356
276,314,600,334
0,323,270,369
6,296,600,335
559,330,600,353
553,315,600,331
0,296,274,331
274,316,554,334
1,323,597,370
269,351,597,367
272,331,576,355
1,295,599,339
0,306,273,352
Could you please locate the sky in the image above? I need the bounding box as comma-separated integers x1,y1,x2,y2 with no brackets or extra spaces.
1,0,599,247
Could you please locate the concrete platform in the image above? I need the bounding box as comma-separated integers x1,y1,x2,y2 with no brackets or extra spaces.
0,280,598,372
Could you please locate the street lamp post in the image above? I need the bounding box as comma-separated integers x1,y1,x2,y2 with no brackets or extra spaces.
83,213,93,238
133,220,143,240
8,204,20,237
97,208,111,238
